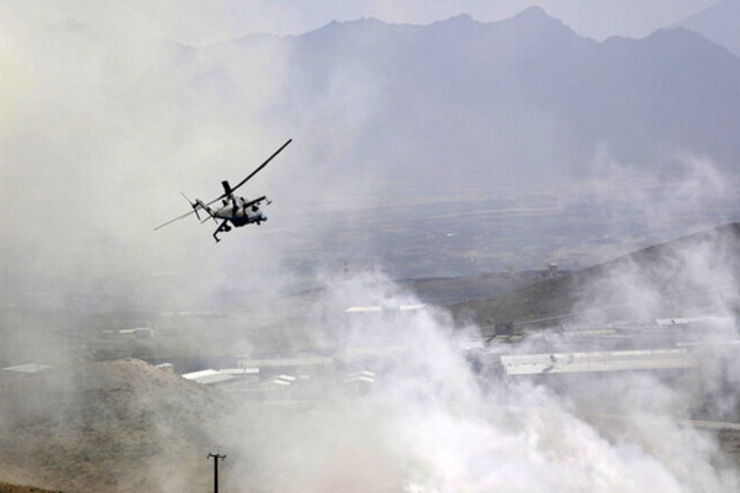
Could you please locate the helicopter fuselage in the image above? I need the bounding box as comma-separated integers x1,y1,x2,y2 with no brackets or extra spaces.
214,196,267,227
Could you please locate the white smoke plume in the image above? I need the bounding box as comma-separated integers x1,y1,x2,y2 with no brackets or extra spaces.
204,271,738,492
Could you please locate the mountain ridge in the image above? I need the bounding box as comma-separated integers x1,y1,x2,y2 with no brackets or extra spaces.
28,8,740,194
674,0,740,58
261,11,740,191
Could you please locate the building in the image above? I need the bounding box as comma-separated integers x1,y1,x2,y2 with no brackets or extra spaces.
237,351,336,376
181,369,236,386
1,363,53,376
118,327,155,339
500,348,698,376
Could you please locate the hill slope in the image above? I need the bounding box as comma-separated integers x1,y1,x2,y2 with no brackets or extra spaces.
0,359,231,492
451,223,740,327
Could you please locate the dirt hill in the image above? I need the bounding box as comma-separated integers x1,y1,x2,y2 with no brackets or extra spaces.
0,482,62,493
450,223,740,328
0,359,234,492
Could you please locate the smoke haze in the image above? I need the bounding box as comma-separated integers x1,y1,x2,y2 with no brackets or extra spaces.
2,3,739,313
2,2,740,491
201,272,738,492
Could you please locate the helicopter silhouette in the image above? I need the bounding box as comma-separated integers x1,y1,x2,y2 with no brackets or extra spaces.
155,139,291,243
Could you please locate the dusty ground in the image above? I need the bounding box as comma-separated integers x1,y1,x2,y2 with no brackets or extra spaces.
3,225,740,491
3,358,740,491
0,482,62,493
0,359,236,492
0,359,323,492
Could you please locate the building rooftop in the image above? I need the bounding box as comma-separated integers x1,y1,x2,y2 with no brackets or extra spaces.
1,363,53,375
501,348,698,376
344,303,426,313
181,369,236,385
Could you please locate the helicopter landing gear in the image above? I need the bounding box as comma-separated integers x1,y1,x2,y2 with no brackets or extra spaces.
213,221,231,243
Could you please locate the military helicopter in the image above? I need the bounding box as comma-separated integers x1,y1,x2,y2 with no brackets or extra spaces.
155,139,292,243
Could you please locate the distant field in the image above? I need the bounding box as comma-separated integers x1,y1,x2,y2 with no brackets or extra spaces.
3,181,740,366
272,179,740,281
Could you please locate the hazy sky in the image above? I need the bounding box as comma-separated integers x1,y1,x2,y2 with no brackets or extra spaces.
0,0,721,44
0,0,732,310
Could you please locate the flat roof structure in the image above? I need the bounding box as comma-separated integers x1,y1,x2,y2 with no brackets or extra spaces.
343,371,375,384
260,375,297,387
220,367,260,376
237,355,334,368
655,316,734,326
181,369,236,385
1,363,53,375
501,348,698,376
344,304,426,313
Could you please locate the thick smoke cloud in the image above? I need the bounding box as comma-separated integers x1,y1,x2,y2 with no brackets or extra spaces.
543,145,737,269
585,146,729,232
0,9,297,313
0,2,402,315
208,272,738,492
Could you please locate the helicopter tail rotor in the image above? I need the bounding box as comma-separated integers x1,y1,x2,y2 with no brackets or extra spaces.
180,192,202,221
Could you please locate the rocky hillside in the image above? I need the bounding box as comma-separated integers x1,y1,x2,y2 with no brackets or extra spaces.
450,223,740,328
0,359,233,492
0,482,62,493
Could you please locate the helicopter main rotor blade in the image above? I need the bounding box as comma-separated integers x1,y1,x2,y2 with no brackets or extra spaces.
207,138,292,206
154,208,198,231
154,192,206,231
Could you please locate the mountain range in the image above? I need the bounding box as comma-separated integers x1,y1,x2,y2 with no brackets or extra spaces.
196,6,740,192
15,5,740,199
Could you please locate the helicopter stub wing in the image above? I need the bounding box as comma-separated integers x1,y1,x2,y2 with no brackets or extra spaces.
243,195,267,209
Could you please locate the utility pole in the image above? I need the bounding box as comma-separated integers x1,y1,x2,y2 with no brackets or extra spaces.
207,453,226,493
